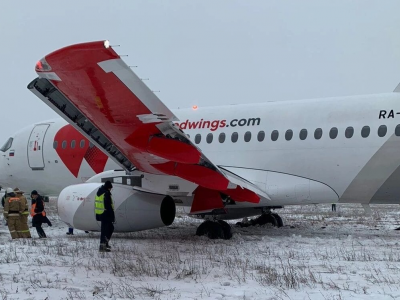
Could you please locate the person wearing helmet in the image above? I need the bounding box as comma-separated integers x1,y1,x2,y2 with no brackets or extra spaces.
14,188,31,238
3,188,23,239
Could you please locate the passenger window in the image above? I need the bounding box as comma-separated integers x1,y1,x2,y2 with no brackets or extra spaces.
257,131,265,142
53,141,58,149
361,126,370,138
285,129,293,141
206,133,213,144
299,129,307,140
62,141,67,149
345,127,354,138
0,137,13,152
378,125,387,137
80,140,85,148
244,131,251,142
195,134,201,144
271,130,279,141
71,140,76,148
314,128,322,140
231,132,238,143
329,127,338,139
219,133,226,143
395,124,400,136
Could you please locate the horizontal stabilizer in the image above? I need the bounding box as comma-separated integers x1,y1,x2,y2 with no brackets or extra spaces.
394,82,400,93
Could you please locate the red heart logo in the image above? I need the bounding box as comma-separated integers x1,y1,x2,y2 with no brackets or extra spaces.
84,145,108,174
55,124,108,177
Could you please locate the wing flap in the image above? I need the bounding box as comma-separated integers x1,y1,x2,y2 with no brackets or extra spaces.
29,40,270,205
220,169,270,201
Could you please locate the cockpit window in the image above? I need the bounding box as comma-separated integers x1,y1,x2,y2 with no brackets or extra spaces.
0,137,13,152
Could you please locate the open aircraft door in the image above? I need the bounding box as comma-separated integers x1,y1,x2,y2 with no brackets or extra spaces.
27,124,49,170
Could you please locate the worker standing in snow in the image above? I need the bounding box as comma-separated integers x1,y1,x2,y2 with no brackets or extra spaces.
95,181,115,252
14,188,31,238
30,190,47,238
3,188,23,239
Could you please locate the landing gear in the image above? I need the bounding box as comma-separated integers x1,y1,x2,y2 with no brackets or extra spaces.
236,212,284,228
256,214,278,226
271,213,283,227
196,220,232,240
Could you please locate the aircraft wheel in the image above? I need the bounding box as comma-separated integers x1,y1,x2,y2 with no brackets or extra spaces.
196,220,213,236
255,214,278,226
196,220,232,239
271,213,283,227
217,220,232,240
236,221,250,228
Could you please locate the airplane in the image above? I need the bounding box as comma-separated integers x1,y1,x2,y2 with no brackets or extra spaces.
2,39,400,239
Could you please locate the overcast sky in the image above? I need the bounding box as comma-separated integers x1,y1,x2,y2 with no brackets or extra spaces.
1,1,400,142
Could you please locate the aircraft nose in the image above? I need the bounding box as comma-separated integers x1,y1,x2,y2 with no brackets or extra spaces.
0,137,14,188
0,153,7,188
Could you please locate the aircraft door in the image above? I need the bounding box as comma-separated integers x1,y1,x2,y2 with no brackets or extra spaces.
27,124,50,170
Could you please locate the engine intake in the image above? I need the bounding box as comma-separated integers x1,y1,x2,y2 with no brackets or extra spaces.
58,182,176,232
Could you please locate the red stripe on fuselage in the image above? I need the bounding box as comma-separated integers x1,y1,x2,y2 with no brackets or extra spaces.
54,124,108,177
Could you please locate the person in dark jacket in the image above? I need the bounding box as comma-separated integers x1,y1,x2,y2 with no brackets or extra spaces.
1,192,5,208
30,190,47,238
2,190,8,226
95,181,115,252
43,214,52,227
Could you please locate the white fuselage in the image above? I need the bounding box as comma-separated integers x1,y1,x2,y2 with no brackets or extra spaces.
178,93,400,204
0,92,399,205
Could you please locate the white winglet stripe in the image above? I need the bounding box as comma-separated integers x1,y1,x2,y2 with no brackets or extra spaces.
38,72,61,81
137,114,169,123
98,59,178,122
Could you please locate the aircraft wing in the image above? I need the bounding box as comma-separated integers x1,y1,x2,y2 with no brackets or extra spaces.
28,40,270,207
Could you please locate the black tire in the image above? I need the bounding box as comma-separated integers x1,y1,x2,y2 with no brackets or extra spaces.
217,220,232,240
271,213,283,227
207,222,224,239
236,222,251,228
196,220,214,236
196,220,232,239
255,214,278,226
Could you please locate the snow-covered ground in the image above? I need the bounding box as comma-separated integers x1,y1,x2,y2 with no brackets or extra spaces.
0,203,400,299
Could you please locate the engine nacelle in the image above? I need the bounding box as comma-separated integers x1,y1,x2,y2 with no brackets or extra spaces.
58,182,176,232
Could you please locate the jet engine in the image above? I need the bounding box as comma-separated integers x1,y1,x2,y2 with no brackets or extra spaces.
58,182,176,232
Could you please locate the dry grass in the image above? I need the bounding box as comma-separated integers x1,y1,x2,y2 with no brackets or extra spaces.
0,202,399,299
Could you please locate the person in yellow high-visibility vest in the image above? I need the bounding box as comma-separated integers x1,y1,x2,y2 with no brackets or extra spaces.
14,188,31,238
95,181,114,252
